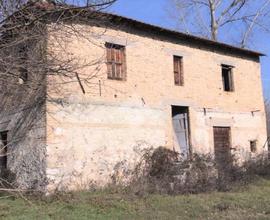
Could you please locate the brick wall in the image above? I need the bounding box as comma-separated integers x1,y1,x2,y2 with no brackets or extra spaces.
44,23,267,191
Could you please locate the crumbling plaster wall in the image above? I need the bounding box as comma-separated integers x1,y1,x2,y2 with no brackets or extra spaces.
0,101,47,190
0,72,47,190
46,100,166,191
45,23,267,190
189,108,267,158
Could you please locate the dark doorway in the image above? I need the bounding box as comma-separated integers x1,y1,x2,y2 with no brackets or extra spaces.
172,106,190,158
213,127,232,188
0,131,8,173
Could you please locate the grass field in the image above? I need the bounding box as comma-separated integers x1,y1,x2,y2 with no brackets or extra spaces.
0,178,270,220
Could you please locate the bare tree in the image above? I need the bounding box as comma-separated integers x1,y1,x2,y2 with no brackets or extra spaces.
0,0,116,21
0,0,117,191
168,0,270,47
0,0,26,19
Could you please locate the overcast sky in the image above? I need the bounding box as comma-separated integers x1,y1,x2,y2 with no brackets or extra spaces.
107,0,270,100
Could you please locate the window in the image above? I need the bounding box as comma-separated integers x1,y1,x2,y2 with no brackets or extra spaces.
19,68,28,84
250,140,257,153
18,45,28,84
222,65,234,92
174,56,184,86
106,43,126,80
0,131,8,171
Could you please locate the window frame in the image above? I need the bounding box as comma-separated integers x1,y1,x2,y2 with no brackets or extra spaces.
221,64,234,92
105,42,126,81
0,131,8,171
173,56,184,86
18,44,28,84
250,140,257,153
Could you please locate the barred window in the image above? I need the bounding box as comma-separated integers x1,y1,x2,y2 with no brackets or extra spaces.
106,43,126,80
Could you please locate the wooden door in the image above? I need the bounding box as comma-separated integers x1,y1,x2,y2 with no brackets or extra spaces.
213,127,231,166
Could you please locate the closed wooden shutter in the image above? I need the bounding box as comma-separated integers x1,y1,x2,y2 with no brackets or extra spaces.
174,56,183,86
106,43,126,80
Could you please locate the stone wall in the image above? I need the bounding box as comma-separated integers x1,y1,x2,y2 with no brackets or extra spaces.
0,41,47,190
46,99,166,190
266,101,270,137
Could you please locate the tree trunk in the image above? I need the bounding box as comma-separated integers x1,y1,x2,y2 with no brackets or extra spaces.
209,0,218,41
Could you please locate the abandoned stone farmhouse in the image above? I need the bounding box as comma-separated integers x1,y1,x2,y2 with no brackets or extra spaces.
0,2,268,192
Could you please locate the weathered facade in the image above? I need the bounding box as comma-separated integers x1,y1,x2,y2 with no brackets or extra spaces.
0,39,47,190
0,9,268,191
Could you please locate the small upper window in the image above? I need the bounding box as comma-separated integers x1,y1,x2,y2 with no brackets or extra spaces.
18,45,28,84
105,43,126,81
174,56,184,86
19,68,28,84
222,65,234,92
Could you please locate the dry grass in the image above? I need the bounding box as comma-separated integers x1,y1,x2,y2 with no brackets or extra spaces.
0,177,270,219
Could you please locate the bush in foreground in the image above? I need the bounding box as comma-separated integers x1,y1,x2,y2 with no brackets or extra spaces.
112,147,270,195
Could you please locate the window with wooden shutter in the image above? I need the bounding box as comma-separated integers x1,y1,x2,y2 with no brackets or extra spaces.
106,43,126,80
174,56,184,86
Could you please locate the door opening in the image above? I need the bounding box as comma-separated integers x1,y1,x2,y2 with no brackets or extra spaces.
0,131,8,173
213,127,231,165
172,106,190,158
213,127,232,187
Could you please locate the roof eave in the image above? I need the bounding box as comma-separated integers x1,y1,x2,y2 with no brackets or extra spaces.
102,12,265,58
